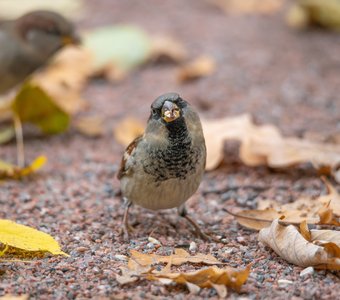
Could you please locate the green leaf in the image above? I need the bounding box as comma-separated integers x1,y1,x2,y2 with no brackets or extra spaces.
0,127,15,144
84,25,152,72
11,83,70,134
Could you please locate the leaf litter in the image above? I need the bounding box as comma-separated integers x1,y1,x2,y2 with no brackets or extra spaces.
227,177,340,230
116,248,250,296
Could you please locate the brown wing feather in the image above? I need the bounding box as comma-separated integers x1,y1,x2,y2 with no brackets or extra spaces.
117,136,142,179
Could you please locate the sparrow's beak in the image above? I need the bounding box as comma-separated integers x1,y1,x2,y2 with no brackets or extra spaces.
162,101,180,123
62,33,81,46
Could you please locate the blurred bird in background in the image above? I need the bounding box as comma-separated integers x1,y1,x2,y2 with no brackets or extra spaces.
0,10,79,95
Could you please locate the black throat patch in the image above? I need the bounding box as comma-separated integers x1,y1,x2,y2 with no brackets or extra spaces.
143,119,200,182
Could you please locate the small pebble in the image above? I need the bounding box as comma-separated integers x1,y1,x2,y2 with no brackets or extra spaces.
76,247,88,253
189,241,197,252
146,242,155,249
148,236,161,245
237,236,246,244
114,254,128,261
300,266,314,278
278,279,293,288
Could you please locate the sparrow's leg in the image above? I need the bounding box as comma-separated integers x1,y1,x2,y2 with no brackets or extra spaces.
122,198,134,239
178,205,211,241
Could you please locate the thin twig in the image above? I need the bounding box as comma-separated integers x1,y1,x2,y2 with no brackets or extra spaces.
13,113,25,167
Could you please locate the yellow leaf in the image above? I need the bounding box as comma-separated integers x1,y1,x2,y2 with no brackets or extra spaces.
0,219,68,256
12,83,70,134
0,156,46,180
286,0,340,30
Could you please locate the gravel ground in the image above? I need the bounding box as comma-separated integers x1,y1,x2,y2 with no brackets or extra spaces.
1,0,340,299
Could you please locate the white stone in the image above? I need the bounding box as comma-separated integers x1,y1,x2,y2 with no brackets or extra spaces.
300,266,314,277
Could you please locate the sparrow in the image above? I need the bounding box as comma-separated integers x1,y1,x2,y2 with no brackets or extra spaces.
117,92,210,240
0,10,80,94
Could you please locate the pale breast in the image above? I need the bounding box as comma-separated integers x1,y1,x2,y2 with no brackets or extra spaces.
120,165,204,210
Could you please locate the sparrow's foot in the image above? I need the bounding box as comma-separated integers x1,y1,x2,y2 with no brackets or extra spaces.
121,198,134,240
178,205,221,242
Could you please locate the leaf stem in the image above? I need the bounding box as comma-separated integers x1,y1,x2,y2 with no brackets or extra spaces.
13,114,25,167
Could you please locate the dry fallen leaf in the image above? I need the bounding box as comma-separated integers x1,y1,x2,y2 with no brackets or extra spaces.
211,0,283,15
116,248,250,296
311,230,340,247
113,118,145,147
259,219,340,270
130,248,222,266
147,265,251,297
149,36,188,64
229,178,340,230
177,55,216,83
73,116,105,137
32,46,93,115
202,114,340,182
0,156,46,180
0,295,28,300
0,219,68,257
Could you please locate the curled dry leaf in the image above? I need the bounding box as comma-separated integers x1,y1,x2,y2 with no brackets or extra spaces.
114,118,145,147
211,0,283,15
259,219,340,270
177,55,216,83
202,114,340,182
0,219,68,257
311,230,340,247
0,156,46,180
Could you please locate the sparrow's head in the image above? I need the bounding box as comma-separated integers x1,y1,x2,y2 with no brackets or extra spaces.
149,93,188,125
16,10,80,58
